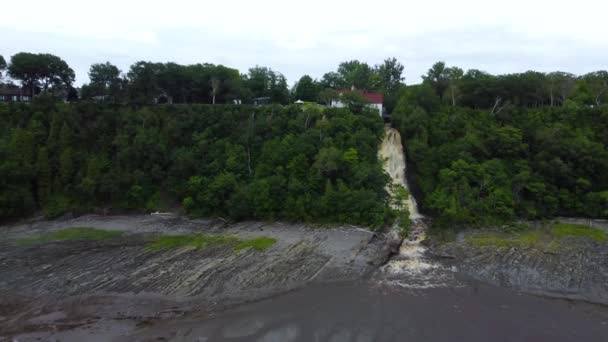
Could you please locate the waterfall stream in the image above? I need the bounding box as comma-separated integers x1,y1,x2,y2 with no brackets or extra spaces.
379,126,457,288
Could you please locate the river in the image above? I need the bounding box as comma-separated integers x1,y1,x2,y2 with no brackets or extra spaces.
124,279,608,341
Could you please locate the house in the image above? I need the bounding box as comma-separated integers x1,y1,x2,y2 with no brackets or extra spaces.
0,84,30,103
330,89,384,116
253,97,271,106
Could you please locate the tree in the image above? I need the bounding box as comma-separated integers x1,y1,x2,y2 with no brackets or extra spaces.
210,77,221,104
422,61,449,100
318,88,338,106
0,55,6,80
8,52,75,97
445,66,464,107
293,75,319,102
320,72,344,89
83,62,124,102
127,61,162,104
547,72,576,106
582,71,608,105
36,147,51,202
376,57,405,112
337,60,377,90
244,66,289,104
376,57,404,94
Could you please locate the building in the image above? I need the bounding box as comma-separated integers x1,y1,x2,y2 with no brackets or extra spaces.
330,89,384,116
0,84,30,103
253,97,271,106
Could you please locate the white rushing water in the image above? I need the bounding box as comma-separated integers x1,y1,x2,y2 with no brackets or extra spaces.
379,126,457,288
378,127,422,221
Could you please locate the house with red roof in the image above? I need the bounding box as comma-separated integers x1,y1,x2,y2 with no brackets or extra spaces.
330,88,384,116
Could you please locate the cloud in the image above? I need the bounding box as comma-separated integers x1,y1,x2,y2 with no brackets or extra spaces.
1,0,607,86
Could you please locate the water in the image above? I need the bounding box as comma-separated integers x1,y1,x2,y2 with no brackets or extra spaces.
126,281,608,341
378,126,422,220
379,126,456,288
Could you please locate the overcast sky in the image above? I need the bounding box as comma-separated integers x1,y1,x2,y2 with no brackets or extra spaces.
1,0,606,87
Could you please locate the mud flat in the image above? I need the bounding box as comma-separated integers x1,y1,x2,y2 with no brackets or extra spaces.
0,214,392,339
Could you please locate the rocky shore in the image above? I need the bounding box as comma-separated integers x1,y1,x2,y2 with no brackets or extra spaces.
0,214,394,339
431,226,608,305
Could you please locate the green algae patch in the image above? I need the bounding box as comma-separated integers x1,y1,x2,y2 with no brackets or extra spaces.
147,234,276,252
235,237,277,251
18,227,124,244
466,222,606,250
465,230,544,249
552,223,606,242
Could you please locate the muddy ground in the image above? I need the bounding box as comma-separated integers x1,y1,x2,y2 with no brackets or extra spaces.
0,214,393,340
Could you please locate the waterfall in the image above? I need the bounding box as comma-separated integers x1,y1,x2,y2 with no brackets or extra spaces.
379,126,456,288
379,126,423,223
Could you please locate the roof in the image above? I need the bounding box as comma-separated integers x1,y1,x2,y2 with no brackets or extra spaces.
0,85,24,96
337,90,384,104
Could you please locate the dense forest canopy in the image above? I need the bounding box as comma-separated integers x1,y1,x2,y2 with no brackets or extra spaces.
1,51,607,228
393,84,608,226
0,100,395,227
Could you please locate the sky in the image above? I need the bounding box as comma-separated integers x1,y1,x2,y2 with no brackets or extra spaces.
1,0,607,87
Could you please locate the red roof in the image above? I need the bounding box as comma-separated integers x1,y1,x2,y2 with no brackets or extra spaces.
337,90,384,104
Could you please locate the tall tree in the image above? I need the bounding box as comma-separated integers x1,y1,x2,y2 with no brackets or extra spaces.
546,72,576,106
293,75,319,102
320,72,344,89
244,66,289,104
337,60,377,90
583,71,608,105
318,88,338,106
0,55,6,80
127,61,163,104
444,66,464,107
8,52,75,97
83,62,124,102
376,57,404,95
422,61,449,100
210,77,221,104
376,57,405,112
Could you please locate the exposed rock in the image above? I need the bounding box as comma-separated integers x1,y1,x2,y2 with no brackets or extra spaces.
433,233,608,305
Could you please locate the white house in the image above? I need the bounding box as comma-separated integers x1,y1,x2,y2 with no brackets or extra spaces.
330,89,384,116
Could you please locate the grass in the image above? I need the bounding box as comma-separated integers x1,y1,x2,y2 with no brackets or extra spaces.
465,222,607,250
147,234,277,252
466,230,543,249
552,223,606,242
235,237,277,251
18,227,124,244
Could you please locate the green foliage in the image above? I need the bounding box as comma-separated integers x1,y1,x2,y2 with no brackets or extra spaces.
235,237,277,251
0,101,391,228
465,223,606,250
43,194,71,219
466,230,544,248
0,55,6,78
18,227,123,243
147,234,276,252
8,52,75,96
393,95,608,226
390,184,412,237
552,223,606,242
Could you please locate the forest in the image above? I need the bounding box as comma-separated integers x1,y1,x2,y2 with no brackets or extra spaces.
393,63,608,226
0,99,394,227
1,52,607,228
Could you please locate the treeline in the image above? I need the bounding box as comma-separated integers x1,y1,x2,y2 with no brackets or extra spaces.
393,82,608,226
0,100,394,227
3,52,607,112
0,52,405,110
419,62,608,109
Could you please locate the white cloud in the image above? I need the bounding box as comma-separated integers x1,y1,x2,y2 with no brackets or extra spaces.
1,0,607,85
